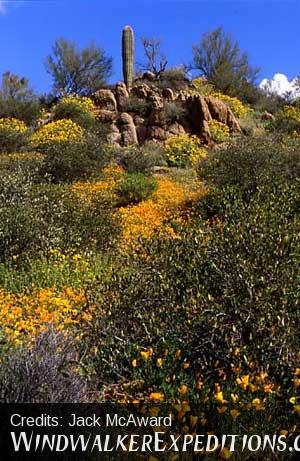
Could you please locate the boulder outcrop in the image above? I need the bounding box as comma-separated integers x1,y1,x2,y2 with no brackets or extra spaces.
94,89,117,112
118,112,138,146
93,76,242,147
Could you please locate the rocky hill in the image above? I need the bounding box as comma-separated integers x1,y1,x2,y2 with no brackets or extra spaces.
93,72,242,147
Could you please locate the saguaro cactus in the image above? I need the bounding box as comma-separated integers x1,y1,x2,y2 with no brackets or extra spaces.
122,25,134,90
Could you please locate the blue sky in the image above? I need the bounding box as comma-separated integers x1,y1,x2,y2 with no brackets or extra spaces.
0,0,299,94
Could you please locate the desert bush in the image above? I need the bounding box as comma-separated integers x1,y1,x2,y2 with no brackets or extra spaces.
192,27,259,102
0,328,88,402
198,136,300,198
191,77,215,96
0,171,120,260
212,92,250,118
45,38,113,96
270,104,300,136
164,101,186,123
115,144,166,174
238,110,266,137
158,67,189,90
79,178,300,438
208,120,230,143
0,117,29,153
0,249,110,294
0,152,42,176
38,132,112,183
196,183,300,370
164,134,206,167
81,187,300,383
253,90,285,114
0,71,40,125
115,173,157,206
31,119,84,151
53,95,96,129
122,96,151,117
0,98,40,126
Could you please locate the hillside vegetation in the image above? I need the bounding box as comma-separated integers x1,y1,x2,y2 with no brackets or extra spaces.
0,28,300,461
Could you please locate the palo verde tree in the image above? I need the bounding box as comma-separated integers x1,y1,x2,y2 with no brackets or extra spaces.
45,38,113,96
192,27,259,101
0,71,39,124
0,71,34,101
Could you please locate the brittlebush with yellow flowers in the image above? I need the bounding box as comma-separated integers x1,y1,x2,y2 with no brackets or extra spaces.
165,134,207,167
0,117,29,153
31,119,84,151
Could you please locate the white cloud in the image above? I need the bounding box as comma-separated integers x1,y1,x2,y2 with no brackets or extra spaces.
259,73,300,100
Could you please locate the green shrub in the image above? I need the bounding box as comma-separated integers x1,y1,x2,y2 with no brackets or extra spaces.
116,144,166,174
31,119,84,152
191,77,215,96
38,133,112,183
164,101,185,123
208,120,230,143
0,152,42,175
80,183,300,434
0,250,111,294
165,134,207,167
269,104,300,136
115,173,157,206
0,97,40,126
53,95,97,130
198,136,300,198
122,96,151,117
158,67,188,90
238,110,266,137
0,117,29,153
80,185,300,380
0,171,120,260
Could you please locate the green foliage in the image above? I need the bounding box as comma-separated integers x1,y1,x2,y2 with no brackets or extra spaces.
45,38,113,96
0,118,29,153
0,71,40,125
0,171,119,261
238,110,267,137
158,67,188,90
252,90,285,114
191,77,215,96
115,173,157,206
53,95,96,130
81,184,300,387
208,120,230,143
122,95,151,116
198,136,300,197
164,101,186,123
116,144,166,174
0,251,111,294
79,151,300,433
270,104,300,136
165,134,206,167
0,152,42,176
192,27,259,101
122,26,134,89
39,133,112,183
1,71,34,100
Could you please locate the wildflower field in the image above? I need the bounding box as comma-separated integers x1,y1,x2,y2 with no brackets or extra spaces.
0,93,299,460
